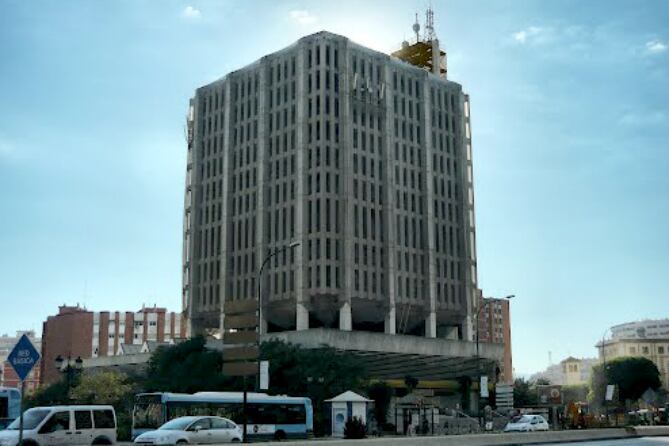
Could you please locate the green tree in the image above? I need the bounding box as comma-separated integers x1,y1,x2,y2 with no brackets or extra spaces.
70,371,137,441
367,381,393,429
25,379,71,408
513,377,537,407
260,340,366,436
145,336,228,393
70,370,132,405
590,357,661,406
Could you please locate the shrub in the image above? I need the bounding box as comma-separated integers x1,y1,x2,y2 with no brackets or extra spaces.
344,416,366,439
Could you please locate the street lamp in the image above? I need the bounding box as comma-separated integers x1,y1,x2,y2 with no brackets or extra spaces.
257,241,300,336
54,354,83,399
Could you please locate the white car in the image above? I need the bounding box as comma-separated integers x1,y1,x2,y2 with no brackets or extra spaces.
0,405,117,445
134,416,242,445
503,414,550,432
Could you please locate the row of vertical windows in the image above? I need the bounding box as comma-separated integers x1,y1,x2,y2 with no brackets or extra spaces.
307,199,341,233
307,238,342,261
353,270,386,294
307,265,341,288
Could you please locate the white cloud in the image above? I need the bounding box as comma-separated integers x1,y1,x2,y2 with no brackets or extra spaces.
512,26,545,44
289,10,317,25
645,39,667,55
182,5,201,19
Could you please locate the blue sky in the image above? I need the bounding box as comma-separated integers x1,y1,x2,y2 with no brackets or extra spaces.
1,0,667,376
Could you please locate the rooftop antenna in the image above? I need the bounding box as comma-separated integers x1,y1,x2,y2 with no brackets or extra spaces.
425,4,436,41
412,12,421,43
548,350,553,365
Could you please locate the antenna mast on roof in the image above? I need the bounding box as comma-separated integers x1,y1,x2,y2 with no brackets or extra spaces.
425,5,436,41
412,13,421,43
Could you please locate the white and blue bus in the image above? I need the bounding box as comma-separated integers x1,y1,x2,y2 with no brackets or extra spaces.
0,387,21,430
132,392,313,441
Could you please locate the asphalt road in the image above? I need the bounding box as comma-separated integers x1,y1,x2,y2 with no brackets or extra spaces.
539,438,669,446
118,437,669,446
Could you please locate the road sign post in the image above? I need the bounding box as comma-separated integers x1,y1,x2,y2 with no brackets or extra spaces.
7,334,41,446
222,300,260,444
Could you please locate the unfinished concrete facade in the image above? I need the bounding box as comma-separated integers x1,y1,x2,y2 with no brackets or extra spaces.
183,31,478,341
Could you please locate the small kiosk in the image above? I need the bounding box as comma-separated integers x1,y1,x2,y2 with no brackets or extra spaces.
326,391,372,437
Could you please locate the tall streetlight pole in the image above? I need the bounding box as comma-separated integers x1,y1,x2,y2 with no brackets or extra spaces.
599,327,612,423
257,241,300,336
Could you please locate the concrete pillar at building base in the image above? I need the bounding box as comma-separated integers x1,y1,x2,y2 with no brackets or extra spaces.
425,311,437,338
339,302,352,331
296,303,309,330
259,317,268,336
385,307,396,334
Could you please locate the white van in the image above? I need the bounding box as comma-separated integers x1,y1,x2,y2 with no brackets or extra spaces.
0,405,117,446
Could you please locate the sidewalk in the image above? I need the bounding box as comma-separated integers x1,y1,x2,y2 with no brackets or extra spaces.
118,427,669,446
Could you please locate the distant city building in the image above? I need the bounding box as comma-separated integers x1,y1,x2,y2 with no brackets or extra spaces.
0,331,41,393
610,319,669,340
561,357,598,386
477,296,512,383
598,320,669,388
40,305,185,385
530,356,598,386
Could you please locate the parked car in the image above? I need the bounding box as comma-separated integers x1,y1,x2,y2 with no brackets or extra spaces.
0,405,117,445
504,414,550,432
133,416,242,444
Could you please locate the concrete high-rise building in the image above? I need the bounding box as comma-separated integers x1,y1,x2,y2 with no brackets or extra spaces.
183,29,478,341
183,29,477,342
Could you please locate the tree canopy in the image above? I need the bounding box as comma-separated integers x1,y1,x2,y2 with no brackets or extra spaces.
70,370,133,405
590,357,661,405
145,336,228,393
260,339,366,436
513,377,538,406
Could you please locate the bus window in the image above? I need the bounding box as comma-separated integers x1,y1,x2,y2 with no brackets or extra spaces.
278,404,306,424
133,395,163,430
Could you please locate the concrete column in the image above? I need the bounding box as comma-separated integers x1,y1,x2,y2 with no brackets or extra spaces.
385,307,396,334
341,40,355,331
294,40,307,330
296,303,309,330
423,81,438,338
218,80,232,336
339,302,352,331
383,64,397,335
461,93,477,344
425,311,437,338
256,64,268,334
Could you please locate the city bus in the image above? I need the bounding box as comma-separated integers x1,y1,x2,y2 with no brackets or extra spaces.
0,387,21,429
132,392,313,441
